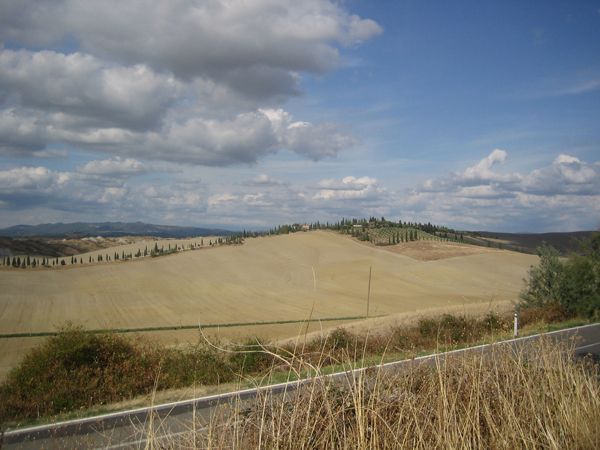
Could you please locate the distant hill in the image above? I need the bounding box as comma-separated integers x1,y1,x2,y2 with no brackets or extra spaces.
466,231,596,255
0,222,234,238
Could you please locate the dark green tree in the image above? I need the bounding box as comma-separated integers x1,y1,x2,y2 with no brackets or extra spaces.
520,236,600,319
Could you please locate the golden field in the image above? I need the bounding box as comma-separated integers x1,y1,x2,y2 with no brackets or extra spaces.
0,231,537,378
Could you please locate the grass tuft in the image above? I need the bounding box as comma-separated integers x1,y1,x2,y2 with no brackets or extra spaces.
173,338,600,449
0,308,593,427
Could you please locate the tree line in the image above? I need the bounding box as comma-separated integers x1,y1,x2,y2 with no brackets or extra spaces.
0,235,244,270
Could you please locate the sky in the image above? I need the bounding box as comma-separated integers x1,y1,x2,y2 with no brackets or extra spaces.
0,0,599,232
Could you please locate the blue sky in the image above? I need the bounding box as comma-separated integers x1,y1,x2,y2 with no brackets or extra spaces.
0,0,598,232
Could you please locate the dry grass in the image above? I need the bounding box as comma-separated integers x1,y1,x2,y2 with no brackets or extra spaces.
0,308,568,426
160,338,600,449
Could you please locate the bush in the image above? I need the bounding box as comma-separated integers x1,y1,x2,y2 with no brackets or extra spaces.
520,234,600,318
327,327,355,350
228,339,275,374
418,314,478,343
481,311,509,332
0,325,234,423
519,304,572,326
559,255,600,318
520,243,563,308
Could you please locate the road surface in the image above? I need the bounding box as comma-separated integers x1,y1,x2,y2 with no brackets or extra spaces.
2,322,599,449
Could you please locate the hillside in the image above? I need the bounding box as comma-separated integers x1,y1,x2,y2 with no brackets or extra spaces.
467,230,595,254
0,221,233,238
0,231,537,378
0,236,150,258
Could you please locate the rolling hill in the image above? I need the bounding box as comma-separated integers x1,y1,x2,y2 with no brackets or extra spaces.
0,221,233,238
0,230,537,379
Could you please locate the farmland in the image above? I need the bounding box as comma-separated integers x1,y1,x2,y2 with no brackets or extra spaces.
0,231,537,378
0,236,225,268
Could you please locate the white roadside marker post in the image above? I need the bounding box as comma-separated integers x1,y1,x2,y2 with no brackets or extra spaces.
513,312,519,337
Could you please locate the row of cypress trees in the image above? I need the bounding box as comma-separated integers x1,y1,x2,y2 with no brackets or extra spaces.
0,236,245,269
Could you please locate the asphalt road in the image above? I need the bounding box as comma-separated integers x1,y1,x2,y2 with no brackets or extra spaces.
2,322,599,450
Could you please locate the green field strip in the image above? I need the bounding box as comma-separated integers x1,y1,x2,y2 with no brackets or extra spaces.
0,315,381,339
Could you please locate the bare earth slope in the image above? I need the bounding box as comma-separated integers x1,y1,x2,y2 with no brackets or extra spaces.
0,231,537,377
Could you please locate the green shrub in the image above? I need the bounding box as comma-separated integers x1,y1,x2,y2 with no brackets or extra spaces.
327,328,355,350
418,314,477,343
520,243,563,308
520,234,600,318
481,311,508,332
0,325,234,423
228,339,275,374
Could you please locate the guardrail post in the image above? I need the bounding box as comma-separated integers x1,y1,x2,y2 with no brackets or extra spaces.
513,312,519,337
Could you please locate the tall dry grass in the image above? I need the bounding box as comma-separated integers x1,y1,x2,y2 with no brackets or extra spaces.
159,337,599,449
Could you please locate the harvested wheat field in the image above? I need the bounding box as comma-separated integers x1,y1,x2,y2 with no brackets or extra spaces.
0,231,537,378
1,236,222,267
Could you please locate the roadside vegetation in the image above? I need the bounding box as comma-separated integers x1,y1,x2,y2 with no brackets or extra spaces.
0,304,591,426
520,233,600,319
185,338,600,449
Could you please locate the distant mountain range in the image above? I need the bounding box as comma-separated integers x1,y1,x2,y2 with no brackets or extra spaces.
0,222,234,238
469,230,595,255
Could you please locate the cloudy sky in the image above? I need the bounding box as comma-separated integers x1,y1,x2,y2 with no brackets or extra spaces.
0,0,599,232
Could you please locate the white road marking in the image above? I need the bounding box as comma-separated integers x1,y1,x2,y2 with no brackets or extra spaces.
5,322,599,440
575,341,600,351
